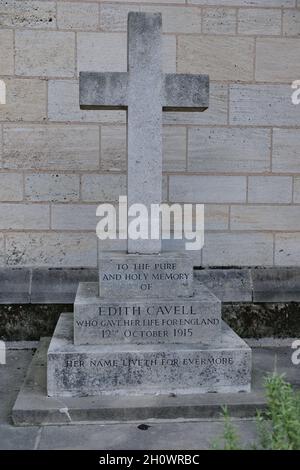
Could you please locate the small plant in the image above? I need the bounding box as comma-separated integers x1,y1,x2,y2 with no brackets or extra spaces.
212,373,300,450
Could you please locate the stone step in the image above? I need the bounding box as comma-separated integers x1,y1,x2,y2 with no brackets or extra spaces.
99,251,194,299
74,282,221,346
47,313,251,397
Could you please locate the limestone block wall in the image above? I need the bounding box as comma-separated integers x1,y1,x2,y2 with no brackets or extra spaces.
0,0,300,268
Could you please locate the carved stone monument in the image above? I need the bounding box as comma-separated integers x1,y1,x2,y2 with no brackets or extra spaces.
46,12,251,398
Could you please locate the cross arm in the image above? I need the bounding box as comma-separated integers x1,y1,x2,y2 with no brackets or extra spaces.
79,72,128,109
163,74,209,112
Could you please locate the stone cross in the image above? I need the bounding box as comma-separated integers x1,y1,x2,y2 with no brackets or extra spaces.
80,12,209,254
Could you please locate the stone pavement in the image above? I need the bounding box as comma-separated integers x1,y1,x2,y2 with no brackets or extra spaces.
0,344,298,450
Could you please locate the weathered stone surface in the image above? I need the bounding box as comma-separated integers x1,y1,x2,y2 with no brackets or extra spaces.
188,0,293,5
6,233,97,267
203,205,228,230
77,32,176,74
252,267,300,302
0,268,31,303
57,2,98,30
0,79,46,122
0,204,49,230
47,314,251,397
195,269,252,303
275,234,300,267
80,72,128,109
0,173,23,201
48,80,126,123
283,9,300,37
231,205,300,231
248,176,292,204
15,31,75,77
51,204,98,231
273,129,300,173
25,173,80,202
74,282,221,345
164,74,208,111
0,235,4,266
162,126,186,171
178,36,254,81
0,30,14,75
238,8,281,35
99,252,194,299
101,126,127,171
202,233,273,267
169,175,247,203
126,12,163,253
163,84,227,125
0,0,56,28
81,174,126,202
31,269,97,304
188,128,270,173
100,4,201,34
3,126,99,170
256,39,300,82
230,85,300,126
294,177,300,203
203,7,236,34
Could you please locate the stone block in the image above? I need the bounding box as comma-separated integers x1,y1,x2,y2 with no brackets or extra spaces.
31,268,98,303
231,205,300,231
203,8,236,34
178,35,254,81
169,175,247,203
163,84,228,126
275,234,300,266
0,79,46,122
15,31,75,77
283,9,300,36
248,176,292,204
101,126,126,172
188,0,293,5
0,203,49,230
230,85,300,126
163,126,186,171
57,2,99,30
99,252,194,299
0,1,56,29
238,8,281,35
252,267,300,302
74,282,221,345
273,129,300,173
256,39,300,82
194,268,252,302
81,174,126,202
0,30,14,75
6,233,98,268
164,74,209,111
48,80,126,124
294,177,300,203
0,173,23,202
0,268,31,303
188,127,270,173
3,126,99,171
51,204,98,230
202,232,274,267
25,173,80,202
47,313,251,397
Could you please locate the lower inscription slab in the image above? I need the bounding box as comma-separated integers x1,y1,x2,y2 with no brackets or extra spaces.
74,282,221,345
47,314,251,397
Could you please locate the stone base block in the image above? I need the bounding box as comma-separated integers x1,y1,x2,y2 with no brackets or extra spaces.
47,313,251,397
99,252,193,299
74,282,221,345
